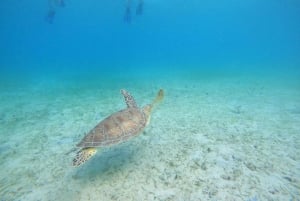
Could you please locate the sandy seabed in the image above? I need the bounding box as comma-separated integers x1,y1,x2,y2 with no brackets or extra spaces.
0,71,299,201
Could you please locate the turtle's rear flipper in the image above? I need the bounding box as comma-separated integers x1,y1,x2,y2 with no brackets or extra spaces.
72,147,97,167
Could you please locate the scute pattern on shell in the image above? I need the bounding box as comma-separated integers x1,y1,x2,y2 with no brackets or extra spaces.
77,107,147,147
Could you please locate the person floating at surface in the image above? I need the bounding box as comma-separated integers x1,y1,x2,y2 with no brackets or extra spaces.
57,0,65,7
45,0,65,24
45,8,56,24
124,0,144,23
124,0,132,23
136,0,143,15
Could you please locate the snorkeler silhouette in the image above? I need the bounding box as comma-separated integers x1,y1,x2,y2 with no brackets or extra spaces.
45,0,65,24
124,0,144,23
124,0,132,23
136,0,143,15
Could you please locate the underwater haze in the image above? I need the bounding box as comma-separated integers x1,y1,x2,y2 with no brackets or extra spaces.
1,0,300,200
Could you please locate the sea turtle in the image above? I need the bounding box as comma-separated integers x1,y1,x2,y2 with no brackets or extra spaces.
72,89,164,167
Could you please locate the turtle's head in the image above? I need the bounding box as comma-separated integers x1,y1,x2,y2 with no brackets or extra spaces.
142,104,152,126
142,89,164,126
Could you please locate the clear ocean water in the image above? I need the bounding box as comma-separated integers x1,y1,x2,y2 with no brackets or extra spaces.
1,0,300,200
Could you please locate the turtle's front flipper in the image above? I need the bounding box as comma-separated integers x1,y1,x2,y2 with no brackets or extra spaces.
121,89,138,108
72,147,97,167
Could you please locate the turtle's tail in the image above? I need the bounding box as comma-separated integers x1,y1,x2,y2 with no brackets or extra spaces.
72,147,97,167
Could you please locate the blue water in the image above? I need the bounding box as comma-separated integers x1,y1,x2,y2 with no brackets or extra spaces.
1,0,300,74
1,0,300,201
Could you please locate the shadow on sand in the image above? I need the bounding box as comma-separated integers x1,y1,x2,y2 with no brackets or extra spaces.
70,142,141,181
